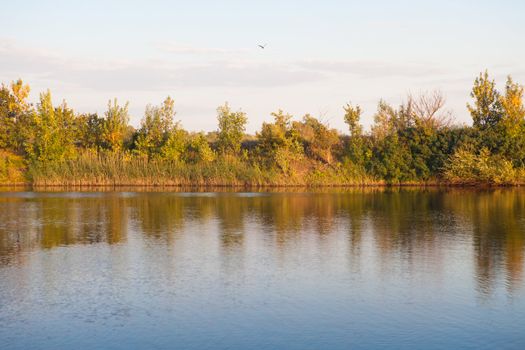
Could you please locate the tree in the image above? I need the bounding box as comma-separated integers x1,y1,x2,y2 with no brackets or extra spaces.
344,103,363,137
0,79,31,151
467,70,503,130
368,130,413,183
400,92,452,179
371,100,401,140
257,110,303,173
160,123,188,161
500,76,525,135
184,132,215,163
216,102,247,154
134,96,177,157
101,99,130,152
368,100,417,182
25,91,76,162
294,114,339,164
409,91,451,130
343,102,368,167
498,76,525,165
76,113,104,150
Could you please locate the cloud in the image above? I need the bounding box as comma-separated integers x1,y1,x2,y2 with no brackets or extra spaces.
1,39,470,94
0,39,326,90
0,39,64,76
51,61,325,91
296,60,446,79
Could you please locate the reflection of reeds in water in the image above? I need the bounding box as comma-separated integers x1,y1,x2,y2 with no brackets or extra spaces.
6,184,449,193
0,189,524,296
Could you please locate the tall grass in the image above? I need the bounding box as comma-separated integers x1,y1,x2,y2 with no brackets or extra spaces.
29,151,273,187
25,149,525,187
28,151,381,187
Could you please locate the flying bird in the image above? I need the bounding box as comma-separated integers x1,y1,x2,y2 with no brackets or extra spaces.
258,43,267,49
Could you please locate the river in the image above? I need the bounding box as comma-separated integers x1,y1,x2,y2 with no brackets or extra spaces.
0,188,524,349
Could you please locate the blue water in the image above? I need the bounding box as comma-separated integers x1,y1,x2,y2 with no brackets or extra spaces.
0,189,524,349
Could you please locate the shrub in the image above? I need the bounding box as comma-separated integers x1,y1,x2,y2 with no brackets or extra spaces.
443,147,516,185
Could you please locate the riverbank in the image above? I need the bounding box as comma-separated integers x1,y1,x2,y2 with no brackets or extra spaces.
10,154,525,189
3,72,525,189
23,164,525,188
2,176,522,189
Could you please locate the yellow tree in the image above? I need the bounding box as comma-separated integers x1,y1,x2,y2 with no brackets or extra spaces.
500,76,525,137
25,91,76,161
499,76,525,165
101,99,130,152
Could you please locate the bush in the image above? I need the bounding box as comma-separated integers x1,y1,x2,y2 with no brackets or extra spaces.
0,150,27,184
443,147,516,185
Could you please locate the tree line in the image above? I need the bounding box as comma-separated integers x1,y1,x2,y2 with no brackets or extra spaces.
1,71,524,186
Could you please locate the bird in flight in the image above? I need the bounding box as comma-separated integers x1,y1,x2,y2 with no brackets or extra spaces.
258,43,267,49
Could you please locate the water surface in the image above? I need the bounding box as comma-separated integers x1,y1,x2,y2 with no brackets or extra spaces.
0,189,524,349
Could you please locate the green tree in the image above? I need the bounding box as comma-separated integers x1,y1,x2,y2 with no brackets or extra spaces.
160,124,188,161
184,132,216,163
216,102,247,154
257,110,303,173
400,92,452,179
0,79,31,151
25,91,76,162
368,101,415,182
369,133,413,183
134,96,177,157
76,113,104,150
344,102,363,137
467,71,503,130
343,102,368,166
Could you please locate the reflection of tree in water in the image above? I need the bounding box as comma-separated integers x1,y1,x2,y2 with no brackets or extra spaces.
342,191,371,271
368,190,454,272
0,189,524,298
215,195,245,249
128,194,222,244
349,188,525,298
37,194,128,247
444,189,525,297
250,193,342,246
0,197,35,266
254,194,306,245
128,193,185,242
0,194,128,266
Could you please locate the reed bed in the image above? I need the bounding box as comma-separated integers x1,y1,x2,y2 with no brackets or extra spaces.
28,151,381,187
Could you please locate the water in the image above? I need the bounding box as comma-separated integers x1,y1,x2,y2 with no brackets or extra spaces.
0,188,524,349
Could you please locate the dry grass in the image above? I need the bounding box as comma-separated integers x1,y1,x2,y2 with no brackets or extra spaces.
27,151,382,187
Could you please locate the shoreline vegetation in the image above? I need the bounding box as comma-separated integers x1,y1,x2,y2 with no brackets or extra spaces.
2,71,525,187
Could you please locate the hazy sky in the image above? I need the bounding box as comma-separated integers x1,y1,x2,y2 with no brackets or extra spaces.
1,0,524,132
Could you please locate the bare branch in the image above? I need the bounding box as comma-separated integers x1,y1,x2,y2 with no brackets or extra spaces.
408,90,453,129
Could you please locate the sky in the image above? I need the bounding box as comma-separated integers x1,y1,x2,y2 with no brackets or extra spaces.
1,0,525,133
